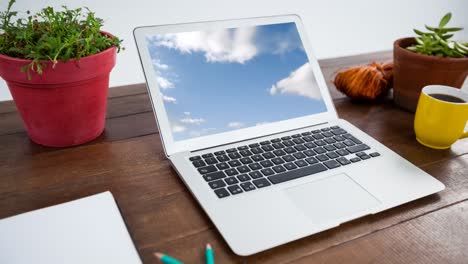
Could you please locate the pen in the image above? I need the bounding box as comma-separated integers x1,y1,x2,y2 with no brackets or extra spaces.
206,243,214,264
154,252,184,264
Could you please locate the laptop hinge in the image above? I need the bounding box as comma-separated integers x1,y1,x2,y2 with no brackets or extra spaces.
190,121,329,153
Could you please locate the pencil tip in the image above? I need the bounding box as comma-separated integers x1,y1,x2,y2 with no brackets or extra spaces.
206,243,212,249
154,252,164,259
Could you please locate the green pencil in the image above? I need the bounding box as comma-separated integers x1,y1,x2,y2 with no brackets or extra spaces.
154,252,184,264
206,244,214,264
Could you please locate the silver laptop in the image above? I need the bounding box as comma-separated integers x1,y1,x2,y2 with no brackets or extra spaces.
133,15,444,256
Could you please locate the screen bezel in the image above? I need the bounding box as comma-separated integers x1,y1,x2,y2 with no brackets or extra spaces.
134,15,338,156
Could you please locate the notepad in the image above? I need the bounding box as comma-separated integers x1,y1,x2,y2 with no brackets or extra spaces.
0,192,142,264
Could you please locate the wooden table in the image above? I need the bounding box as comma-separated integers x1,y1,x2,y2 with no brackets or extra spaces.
1,51,468,263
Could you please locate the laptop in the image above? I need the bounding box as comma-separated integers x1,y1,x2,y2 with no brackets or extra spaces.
133,15,444,256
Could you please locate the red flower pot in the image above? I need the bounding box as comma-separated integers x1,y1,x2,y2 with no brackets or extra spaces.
0,34,116,147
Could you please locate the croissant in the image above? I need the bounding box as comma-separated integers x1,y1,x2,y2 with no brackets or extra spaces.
333,62,393,100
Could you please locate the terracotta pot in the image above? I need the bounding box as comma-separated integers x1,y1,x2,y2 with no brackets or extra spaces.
0,32,116,147
393,37,468,112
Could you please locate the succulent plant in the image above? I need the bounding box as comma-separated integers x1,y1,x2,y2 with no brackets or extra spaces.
407,12,468,58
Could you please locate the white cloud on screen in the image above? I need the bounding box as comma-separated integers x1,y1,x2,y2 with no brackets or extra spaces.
180,117,205,125
157,76,174,89
183,112,191,116
154,27,258,64
227,122,245,129
160,93,176,103
269,62,322,100
172,124,186,133
152,58,169,70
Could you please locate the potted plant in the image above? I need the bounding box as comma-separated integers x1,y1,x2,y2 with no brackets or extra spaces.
0,0,122,147
393,13,468,112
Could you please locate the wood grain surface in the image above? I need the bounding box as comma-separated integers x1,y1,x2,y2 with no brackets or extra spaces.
1,51,466,264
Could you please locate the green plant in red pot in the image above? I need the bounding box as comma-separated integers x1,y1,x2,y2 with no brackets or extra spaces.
393,12,468,112
0,0,122,147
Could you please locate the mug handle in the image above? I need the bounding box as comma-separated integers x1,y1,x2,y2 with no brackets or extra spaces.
461,75,468,139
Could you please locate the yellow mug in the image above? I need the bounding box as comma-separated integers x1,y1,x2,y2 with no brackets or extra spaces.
414,84,468,149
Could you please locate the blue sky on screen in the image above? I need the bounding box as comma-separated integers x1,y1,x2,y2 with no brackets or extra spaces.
146,22,327,141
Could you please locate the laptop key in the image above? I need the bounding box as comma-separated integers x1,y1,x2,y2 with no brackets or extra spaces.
262,152,275,159
316,154,329,162
261,145,274,151
305,142,316,148
248,163,262,170
192,160,206,168
227,185,243,195
209,179,226,189
260,160,274,168
271,138,281,143
283,140,294,147
214,188,230,198
326,152,339,159
272,157,285,165
322,131,333,137
284,163,298,170
292,134,301,138
205,157,218,165
303,150,315,157
283,155,295,162
189,156,201,161
237,166,250,173
216,163,229,170
260,140,270,145
350,157,361,163
293,152,306,159
226,148,237,153
272,143,284,149
240,157,253,164
240,150,253,157
370,152,381,157
202,153,214,158
225,168,239,176
344,140,356,146
214,151,226,156
360,154,371,160
261,168,275,176
203,171,226,182
324,138,336,144
347,144,370,153
303,136,314,142
315,140,326,146
249,143,260,148
295,144,307,151
336,157,351,165
217,155,229,162
252,155,264,162
228,152,241,159
249,171,263,179
253,178,271,188
198,165,217,174
273,149,287,156
314,147,326,154
336,149,350,156
251,148,263,154
273,165,286,173
324,160,341,169
333,135,345,141
228,160,242,167
301,132,311,136
240,182,256,191
324,145,336,151
281,136,291,140
305,157,319,164
268,163,327,184
237,174,251,182
294,160,308,167
225,177,239,185
334,142,346,149
293,138,305,144
238,146,248,150
284,147,296,154
331,129,347,135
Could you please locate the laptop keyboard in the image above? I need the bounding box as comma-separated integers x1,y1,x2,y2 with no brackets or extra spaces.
189,126,381,199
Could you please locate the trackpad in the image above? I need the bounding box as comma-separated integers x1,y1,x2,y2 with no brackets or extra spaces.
285,173,380,225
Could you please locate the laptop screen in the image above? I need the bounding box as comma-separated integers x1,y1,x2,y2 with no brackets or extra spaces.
145,22,327,141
